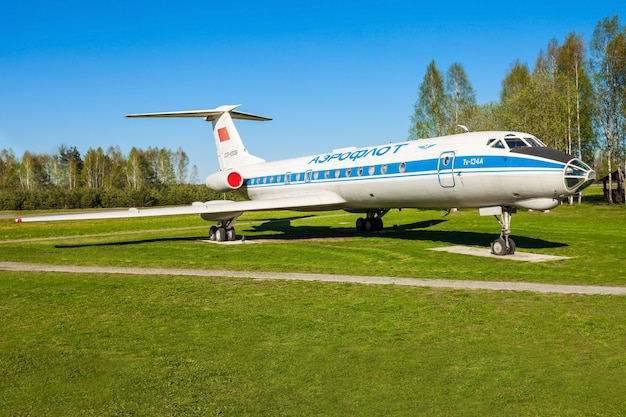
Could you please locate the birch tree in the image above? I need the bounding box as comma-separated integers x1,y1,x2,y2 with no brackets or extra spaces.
409,60,448,139
445,62,477,132
590,15,626,203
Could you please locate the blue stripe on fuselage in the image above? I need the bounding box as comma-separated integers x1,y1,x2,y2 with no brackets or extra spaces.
245,155,564,188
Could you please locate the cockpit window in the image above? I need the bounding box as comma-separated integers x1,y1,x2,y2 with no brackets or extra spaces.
504,137,527,148
523,136,545,147
488,139,506,149
490,134,546,149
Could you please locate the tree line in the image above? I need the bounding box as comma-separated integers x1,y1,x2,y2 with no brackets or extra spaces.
410,15,626,203
0,145,236,210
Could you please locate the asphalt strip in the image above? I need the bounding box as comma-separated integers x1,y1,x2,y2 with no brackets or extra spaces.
1,261,625,296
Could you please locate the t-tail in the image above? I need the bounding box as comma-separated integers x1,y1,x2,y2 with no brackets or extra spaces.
126,104,269,170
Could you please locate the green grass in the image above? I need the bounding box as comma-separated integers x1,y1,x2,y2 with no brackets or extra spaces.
1,186,625,285
2,272,626,416
2,187,626,415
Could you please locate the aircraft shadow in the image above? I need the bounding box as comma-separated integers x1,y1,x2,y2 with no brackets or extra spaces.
54,218,565,250
245,219,564,250
55,236,205,249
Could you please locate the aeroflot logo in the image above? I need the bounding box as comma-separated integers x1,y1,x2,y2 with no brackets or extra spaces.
307,143,408,165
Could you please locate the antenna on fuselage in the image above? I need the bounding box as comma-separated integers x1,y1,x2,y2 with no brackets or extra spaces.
458,124,469,133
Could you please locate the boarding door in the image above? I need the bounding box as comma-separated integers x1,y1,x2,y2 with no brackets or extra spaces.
437,151,456,188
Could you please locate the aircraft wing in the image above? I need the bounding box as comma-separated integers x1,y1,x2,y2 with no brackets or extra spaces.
15,192,347,223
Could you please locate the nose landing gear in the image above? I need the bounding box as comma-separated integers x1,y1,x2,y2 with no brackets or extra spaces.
490,206,516,255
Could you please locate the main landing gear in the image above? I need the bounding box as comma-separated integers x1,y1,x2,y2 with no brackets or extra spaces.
209,219,237,242
355,209,389,232
490,206,516,256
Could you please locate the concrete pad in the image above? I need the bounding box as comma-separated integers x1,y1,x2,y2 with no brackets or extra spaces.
201,238,257,245
427,246,570,263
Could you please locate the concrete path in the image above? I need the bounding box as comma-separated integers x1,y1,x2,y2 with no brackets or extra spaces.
1,261,625,296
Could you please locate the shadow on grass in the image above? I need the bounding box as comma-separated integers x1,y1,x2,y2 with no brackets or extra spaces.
55,217,565,250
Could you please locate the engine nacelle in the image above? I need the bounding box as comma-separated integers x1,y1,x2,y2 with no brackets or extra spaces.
205,170,244,192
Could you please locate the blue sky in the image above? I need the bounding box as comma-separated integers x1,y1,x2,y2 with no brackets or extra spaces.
1,1,623,181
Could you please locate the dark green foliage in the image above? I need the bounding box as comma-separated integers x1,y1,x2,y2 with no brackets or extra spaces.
0,142,212,209
0,185,233,210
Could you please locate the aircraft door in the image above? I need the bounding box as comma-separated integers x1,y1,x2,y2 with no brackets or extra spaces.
437,151,456,188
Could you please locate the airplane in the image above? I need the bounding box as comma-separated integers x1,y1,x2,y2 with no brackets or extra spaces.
15,104,596,255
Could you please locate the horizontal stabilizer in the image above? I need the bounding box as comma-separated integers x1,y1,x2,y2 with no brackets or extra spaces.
125,105,271,122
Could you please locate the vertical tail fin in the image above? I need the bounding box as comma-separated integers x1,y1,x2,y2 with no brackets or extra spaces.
126,104,269,170
208,105,267,170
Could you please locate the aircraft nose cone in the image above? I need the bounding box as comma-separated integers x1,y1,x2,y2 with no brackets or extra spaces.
564,158,595,193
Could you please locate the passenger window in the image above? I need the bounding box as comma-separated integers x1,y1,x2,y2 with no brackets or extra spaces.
334,169,340,178
381,164,387,175
357,167,363,176
399,162,406,173
368,166,375,175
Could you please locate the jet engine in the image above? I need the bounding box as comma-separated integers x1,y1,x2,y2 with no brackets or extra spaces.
205,170,244,192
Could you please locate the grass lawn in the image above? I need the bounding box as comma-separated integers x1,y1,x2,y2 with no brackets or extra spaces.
1,185,625,286
2,272,626,416
1,186,626,415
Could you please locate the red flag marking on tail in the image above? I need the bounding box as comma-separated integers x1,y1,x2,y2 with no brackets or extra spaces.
218,127,230,142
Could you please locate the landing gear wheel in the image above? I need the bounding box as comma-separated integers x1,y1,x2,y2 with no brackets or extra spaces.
491,237,507,256
215,227,227,242
226,227,236,242
209,217,239,243
506,238,516,255
209,226,218,241
355,210,389,233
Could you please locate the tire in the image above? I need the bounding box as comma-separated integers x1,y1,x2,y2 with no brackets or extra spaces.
356,218,365,232
226,228,236,241
209,226,218,241
507,238,516,255
215,227,227,242
491,238,507,256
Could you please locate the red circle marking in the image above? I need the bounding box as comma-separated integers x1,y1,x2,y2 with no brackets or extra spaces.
227,171,243,189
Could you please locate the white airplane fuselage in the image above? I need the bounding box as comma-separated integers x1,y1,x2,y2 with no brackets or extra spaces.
229,132,592,212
